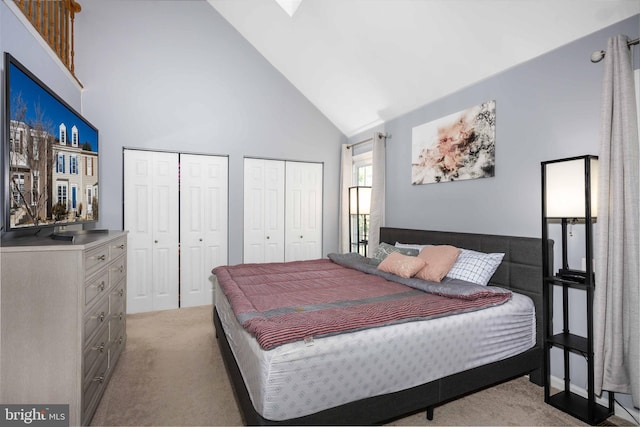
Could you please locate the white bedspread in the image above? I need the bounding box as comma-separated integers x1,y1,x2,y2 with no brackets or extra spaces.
214,279,535,421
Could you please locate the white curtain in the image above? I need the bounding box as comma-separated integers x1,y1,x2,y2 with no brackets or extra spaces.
368,134,386,254
338,144,353,253
594,34,640,407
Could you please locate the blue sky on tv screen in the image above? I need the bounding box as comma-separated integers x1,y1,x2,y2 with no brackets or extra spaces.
9,62,98,152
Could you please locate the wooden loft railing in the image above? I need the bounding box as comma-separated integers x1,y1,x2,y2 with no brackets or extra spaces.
14,0,82,76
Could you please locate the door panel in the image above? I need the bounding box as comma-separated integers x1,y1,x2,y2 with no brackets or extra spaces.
285,162,323,261
243,159,285,263
180,154,228,308
124,150,179,313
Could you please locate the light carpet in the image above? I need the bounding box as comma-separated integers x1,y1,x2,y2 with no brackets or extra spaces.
91,305,633,426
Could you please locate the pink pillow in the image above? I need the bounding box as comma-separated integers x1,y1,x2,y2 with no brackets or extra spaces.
415,245,461,282
377,252,426,278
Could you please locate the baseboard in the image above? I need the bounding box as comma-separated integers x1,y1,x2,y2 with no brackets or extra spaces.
549,375,639,424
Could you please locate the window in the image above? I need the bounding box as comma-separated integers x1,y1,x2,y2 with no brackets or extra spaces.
86,157,93,176
70,155,78,174
350,151,373,256
59,123,67,145
32,171,40,206
353,151,372,186
71,126,79,147
11,173,25,207
57,183,68,205
11,128,24,153
56,153,66,173
86,187,93,214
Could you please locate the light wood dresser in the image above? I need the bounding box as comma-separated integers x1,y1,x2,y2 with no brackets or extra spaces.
0,230,127,426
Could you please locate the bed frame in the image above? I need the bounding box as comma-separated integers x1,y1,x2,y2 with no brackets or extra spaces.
213,227,553,425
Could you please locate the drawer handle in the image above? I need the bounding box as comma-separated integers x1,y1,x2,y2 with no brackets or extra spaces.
112,265,124,273
92,342,105,353
92,312,106,322
91,281,106,292
118,336,124,345
118,289,124,297
92,254,106,262
115,244,125,249
119,312,124,321
93,374,105,384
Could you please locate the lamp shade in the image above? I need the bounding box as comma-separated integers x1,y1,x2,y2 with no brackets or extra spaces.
349,186,371,215
544,156,598,218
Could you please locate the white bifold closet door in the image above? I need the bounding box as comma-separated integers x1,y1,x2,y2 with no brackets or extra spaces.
285,161,323,262
124,150,179,313
179,154,228,308
124,149,228,313
243,158,285,263
243,158,322,263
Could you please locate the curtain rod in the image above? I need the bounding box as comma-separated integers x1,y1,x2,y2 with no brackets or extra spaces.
347,137,372,149
346,132,389,149
590,37,639,63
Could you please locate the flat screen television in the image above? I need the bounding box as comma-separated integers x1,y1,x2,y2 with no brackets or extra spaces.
3,52,99,236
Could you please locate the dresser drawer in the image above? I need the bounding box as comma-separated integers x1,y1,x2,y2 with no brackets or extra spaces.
85,244,110,276
83,353,109,416
109,322,126,369
110,281,126,311
83,324,109,381
110,299,126,334
84,297,109,342
85,270,109,308
109,258,126,288
109,237,127,260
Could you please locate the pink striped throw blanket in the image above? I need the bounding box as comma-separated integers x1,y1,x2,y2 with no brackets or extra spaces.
213,258,511,350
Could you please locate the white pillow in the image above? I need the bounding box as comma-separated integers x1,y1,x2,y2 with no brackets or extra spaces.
446,248,504,286
395,242,429,251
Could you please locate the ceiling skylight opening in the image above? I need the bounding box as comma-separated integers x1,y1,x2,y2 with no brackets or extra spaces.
274,0,302,17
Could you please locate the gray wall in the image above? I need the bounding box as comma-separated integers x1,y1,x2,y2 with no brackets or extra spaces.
73,0,345,264
365,15,639,240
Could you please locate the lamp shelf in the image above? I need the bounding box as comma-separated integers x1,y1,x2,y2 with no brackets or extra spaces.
547,332,588,355
541,155,614,425
544,276,590,290
547,391,612,425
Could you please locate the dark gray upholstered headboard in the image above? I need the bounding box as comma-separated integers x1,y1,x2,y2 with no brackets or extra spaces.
379,227,553,347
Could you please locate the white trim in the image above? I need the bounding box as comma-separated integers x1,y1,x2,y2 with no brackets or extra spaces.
549,375,639,424
2,0,83,90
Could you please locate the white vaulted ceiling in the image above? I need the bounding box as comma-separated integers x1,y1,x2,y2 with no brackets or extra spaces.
208,0,639,136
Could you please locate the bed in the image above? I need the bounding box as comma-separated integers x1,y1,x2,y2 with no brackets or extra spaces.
212,227,552,425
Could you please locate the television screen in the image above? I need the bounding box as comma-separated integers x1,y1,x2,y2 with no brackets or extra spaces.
3,53,99,233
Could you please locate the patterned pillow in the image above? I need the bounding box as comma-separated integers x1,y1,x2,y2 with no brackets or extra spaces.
415,245,461,282
446,248,504,286
394,242,429,251
370,242,419,263
377,252,426,279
